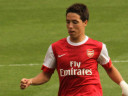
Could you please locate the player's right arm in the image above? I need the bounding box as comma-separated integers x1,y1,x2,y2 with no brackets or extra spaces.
20,45,56,90
20,71,52,89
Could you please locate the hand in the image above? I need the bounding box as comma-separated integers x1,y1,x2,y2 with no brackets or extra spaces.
122,91,128,96
20,78,32,89
120,81,128,96
122,94,128,96
122,85,128,96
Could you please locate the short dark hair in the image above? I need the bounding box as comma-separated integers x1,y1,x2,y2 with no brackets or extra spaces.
66,3,89,22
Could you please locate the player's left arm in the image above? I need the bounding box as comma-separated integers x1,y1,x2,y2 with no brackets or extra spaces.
98,43,128,96
105,64,123,85
105,64,128,96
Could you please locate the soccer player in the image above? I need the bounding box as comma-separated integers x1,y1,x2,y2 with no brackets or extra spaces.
20,3,128,96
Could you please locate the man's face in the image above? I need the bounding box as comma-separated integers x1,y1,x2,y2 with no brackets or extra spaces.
66,13,87,38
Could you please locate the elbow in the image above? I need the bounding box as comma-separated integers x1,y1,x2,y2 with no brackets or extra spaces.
39,77,50,85
44,77,50,83
105,64,113,73
41,72,52,84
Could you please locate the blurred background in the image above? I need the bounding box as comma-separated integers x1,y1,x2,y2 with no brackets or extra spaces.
0,0,128,96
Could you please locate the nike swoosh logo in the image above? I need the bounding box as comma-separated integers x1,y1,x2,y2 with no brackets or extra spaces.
58,54,66,58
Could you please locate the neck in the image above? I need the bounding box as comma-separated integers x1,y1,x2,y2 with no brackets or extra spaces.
70,35,86,43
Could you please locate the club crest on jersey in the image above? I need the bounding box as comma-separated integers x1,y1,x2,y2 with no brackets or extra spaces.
87,49,94,58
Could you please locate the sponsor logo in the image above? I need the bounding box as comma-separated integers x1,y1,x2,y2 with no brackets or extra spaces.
87,49,94,58
60,61,92,77
60,68,92,76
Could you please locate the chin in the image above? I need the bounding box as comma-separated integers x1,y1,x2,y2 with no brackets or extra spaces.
69,34,78,39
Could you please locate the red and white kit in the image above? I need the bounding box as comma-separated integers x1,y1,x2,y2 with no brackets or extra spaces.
41,36,112,96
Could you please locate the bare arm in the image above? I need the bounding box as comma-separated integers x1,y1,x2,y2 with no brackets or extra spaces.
105,64,123,84
20,71,52,89
104,64,128,96
30,71,52,85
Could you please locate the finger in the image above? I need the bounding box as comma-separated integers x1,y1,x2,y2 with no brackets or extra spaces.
21,78,28,84
20,84,26,89
20,84,28,89
20,80,26,84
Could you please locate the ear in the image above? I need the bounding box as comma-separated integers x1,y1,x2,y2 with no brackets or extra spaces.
84,20,88,26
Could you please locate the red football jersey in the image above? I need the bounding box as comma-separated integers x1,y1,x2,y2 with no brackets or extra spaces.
41,36,112,96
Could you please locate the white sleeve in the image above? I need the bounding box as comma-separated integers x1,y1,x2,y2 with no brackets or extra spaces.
97,43,110,65
43,45,56,69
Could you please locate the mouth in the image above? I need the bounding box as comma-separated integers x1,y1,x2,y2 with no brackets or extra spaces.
68,31,75,34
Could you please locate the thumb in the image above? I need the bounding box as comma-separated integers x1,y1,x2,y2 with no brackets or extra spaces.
26,79,32,87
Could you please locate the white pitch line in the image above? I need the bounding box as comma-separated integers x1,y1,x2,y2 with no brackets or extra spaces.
9,64,41,66
0,60,128,67
112,60,128,63
0,64,41,67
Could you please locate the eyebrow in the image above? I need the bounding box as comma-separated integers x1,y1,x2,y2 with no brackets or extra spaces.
66,19,78,21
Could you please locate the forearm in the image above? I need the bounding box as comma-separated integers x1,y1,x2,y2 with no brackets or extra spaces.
20,71,52,89
31,71,51,85
105,64,128,96
106,64,123,84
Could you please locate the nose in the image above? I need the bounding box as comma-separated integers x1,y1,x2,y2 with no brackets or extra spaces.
68,22,73,29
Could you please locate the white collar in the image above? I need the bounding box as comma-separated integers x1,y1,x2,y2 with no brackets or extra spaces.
67,36,89,46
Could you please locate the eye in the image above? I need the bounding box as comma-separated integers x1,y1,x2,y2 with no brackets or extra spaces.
72,20,79,24
66,20,70,24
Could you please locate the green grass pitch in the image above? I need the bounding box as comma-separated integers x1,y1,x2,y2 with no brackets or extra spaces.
0,0,128,96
